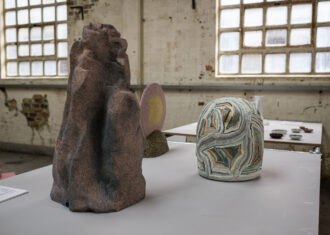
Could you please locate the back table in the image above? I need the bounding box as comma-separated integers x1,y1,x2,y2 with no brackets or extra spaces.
0,142,321,235
164,120,322,151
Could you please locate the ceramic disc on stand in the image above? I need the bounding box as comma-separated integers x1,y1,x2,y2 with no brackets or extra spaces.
140,83,166,137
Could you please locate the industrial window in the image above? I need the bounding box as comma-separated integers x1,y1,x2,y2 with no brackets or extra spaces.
216,0,330,77
2,0,68,78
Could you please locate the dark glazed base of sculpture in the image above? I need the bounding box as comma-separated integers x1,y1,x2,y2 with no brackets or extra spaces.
144,130,169,158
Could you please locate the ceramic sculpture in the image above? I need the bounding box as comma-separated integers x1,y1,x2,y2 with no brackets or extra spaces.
140,83,169,157
196,97,264,181
50,23,145,212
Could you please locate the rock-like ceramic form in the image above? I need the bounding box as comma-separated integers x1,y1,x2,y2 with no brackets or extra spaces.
144,130,169,158
140,83,166,137
196,97,264,181
50,23,145,212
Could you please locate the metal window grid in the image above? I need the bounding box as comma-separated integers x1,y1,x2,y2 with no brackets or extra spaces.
216,0,330,77
1,0,68,78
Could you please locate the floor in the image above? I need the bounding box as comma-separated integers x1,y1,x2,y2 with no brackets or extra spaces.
0,151,52,175
0,150,329,234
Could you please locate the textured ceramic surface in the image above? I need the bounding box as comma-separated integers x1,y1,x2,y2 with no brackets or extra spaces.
271,129,287,135
290,134,302,140
270,133,283,139
196,97,264,181
140,83,166,137
144,130,169,158
291,128,301,133
51,23,145,212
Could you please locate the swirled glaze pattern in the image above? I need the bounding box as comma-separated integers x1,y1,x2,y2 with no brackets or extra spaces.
196,97,264,181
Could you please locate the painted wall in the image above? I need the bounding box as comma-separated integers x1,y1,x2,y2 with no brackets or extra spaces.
0,0,330,178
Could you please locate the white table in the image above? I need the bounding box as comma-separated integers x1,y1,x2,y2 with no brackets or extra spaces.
263,120,322,146
0,142,321,235
164,120,322,149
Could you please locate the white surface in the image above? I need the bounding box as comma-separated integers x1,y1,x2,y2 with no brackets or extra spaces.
263,119,322,146
164,119,322,146
0,185,27,203
164,122,197,136
0,142,321,235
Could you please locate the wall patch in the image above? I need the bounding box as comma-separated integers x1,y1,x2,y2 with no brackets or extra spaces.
21,95,49,129
0,88,18,116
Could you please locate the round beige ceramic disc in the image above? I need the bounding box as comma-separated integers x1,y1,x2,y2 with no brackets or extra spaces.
140,83,166,137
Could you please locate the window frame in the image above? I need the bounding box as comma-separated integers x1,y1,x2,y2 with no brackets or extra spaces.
215,0,330,78
0,0,69,80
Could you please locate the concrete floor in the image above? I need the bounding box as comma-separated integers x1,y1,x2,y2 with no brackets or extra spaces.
0,150,329,234
0,151,52,175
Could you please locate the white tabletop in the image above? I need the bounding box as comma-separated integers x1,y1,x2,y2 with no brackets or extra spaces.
263,120,322,146
0,142,321,235
164,120,322,146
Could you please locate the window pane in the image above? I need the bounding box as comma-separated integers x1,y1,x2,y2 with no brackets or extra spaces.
266,29,287,47
244,31,262,47
32,61,43,76
43,6,55,22
30,27,42,41
30,8,42,23
58,60,68,75
289,53,311,73
265,54,286,73
316,52,330,72
243,0,263,3
266,6,287,25
57,5,67,21
221,0,240,5
58,42,68,57
17,0,28,7
5,11,16,26
317,1,330,23
57,23,68,39
6,28,17,43
220,32,239,51
30,0,41,5
19,45,29,56
290,28,311,45
6,45,17,59
242,54,262,74
291,4,312,24
18,28,29,42
7,62,18,76
244,8,263,27
43,25,54,40
316,27,330,48
18,9,29,25
45,61,57,75
220,9,240,28
44,43,55,55
19,62,30,76
220,55,239,73
57,0,67,2
5,0,16,9
43,0,55,4
31,44,42,56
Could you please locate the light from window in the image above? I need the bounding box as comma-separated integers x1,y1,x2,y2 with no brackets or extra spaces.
3,0,68,77
216,0,330,76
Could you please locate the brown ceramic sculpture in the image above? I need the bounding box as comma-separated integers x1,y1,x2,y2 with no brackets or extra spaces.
50,23,145,212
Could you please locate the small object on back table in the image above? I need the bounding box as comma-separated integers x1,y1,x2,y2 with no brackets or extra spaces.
270,133,283,139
